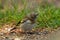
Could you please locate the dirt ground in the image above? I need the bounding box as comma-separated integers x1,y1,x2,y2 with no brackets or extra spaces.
0,27,60,40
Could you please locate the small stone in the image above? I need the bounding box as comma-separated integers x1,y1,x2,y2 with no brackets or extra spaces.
14,37,20,40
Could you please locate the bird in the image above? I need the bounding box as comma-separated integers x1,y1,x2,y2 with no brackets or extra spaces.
10,12,38,33
19,13,38,32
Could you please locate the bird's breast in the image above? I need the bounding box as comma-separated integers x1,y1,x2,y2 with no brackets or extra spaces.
19,20,35,31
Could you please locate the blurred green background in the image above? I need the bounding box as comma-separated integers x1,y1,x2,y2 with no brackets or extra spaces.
0,0,60,28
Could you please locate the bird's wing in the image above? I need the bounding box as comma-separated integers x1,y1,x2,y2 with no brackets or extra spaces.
16,18,28,26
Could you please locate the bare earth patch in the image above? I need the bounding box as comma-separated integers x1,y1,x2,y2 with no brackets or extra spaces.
0,24,60,40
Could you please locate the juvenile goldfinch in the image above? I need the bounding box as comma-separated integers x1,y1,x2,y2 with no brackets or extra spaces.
18,13,38,32
10,13,38,33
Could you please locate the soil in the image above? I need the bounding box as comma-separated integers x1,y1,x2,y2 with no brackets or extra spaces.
0,24,60,40
0,27,60,40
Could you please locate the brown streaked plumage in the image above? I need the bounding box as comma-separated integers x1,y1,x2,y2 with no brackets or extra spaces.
18,13,38,32
10,13,38,33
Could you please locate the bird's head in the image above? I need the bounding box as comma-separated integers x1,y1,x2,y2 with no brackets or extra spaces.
27,12,38,21
30,13,38,19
